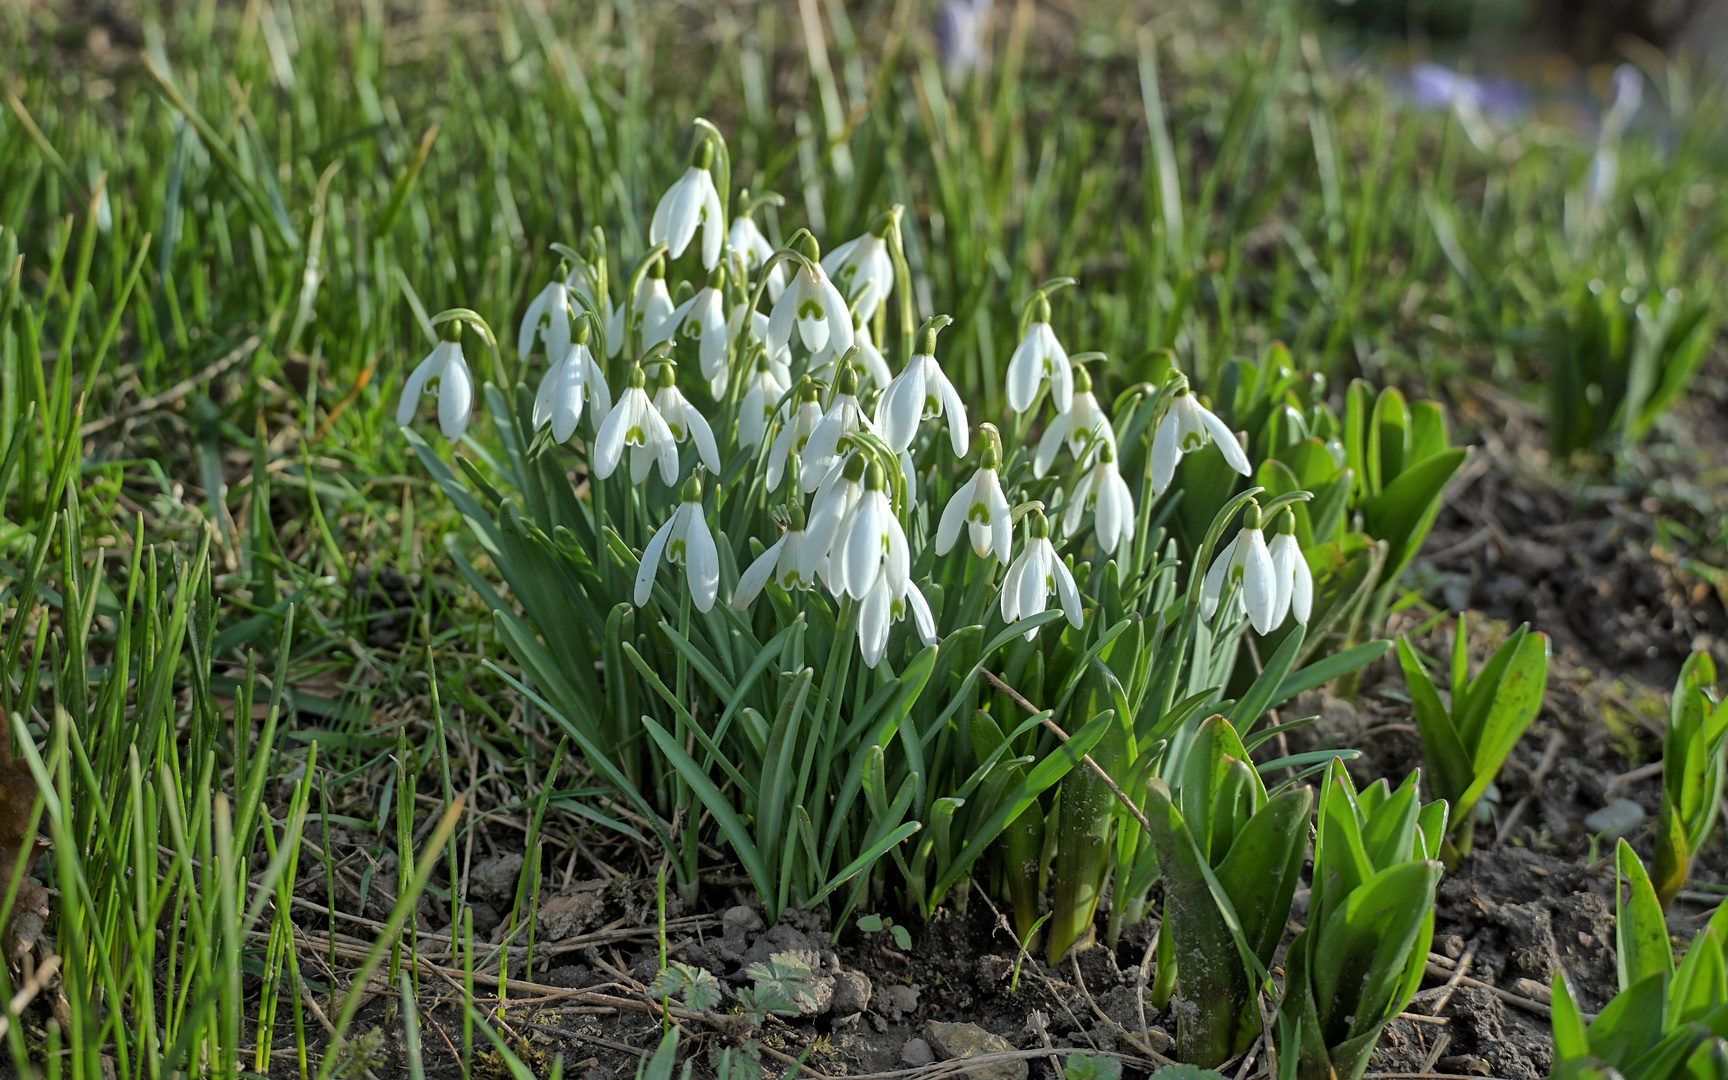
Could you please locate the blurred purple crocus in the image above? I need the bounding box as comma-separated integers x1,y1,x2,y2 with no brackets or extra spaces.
935,0,992,82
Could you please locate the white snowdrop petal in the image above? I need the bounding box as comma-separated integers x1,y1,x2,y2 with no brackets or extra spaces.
1150,412,1181,497
1052,555,1084,630
1200,405,1252,477
859,579,891,668
1034,415,1068,478
686,511,720,612
1242,530,1278,635
634,517,676,606
733,537,784,610
907,585,938,645
936,485,970,555
685,406,722,475
1006,333,1040,413
1292,552,1314,624
397,349,438,427
438,348,473,440
593,396,630,479
699,177,724,270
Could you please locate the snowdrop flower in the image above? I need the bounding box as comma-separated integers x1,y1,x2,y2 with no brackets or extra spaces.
739,352,790,451
1000,508,1084,641
768,239,853,357
1200,502,1280,635
650,362,722,476
1006,295,1071,414
649,148,724,270
766,378,824,491
729,213,786,301
800,360,877,492
397,327,474,441
821,221,894,321
936,434,1011,564
1033,364,1113,478
635,475,720,613
1149,377,1250,497
800,453,867,583
594,362,680,485
1064,440,1134,556
656,266,731,393
832,460,910,605
607,260,676,358
1267,510,1312,628
858,575,938,669
876,319,967,456
733,503,814,609
532,325,610,442
518,279,578,361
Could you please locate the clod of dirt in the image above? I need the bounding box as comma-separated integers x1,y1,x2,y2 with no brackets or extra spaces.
901,1038,935,1066
1448,987,1551,1080
738,920,822,970
926,1022,1026,1080
831,970,872,1015
543,964,593,989
469,854,525,903
881,982,920,1018
537,880,608,940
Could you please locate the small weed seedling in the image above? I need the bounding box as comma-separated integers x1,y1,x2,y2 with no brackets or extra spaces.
1062,1052,1124,1080
856,913,912,950
650,962,724,1012
739,952,819,1025
1653,651,1728,910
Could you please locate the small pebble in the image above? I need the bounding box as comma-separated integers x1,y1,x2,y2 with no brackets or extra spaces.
1582,798,1645,837
901,1039,935,1067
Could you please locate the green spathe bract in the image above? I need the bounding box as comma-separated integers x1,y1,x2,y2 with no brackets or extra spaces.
1279,760,1445,1080
1399,615,1549,863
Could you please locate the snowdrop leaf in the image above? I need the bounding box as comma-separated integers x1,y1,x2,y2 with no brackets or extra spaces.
1616,838,1674,990
1266,639,1390,713
1227,622,1304,729
1398,636,1471,808
645,715,774,902
1360,447,1465,578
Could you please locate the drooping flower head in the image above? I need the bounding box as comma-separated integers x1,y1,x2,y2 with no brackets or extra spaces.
608,257,676,358
1065,438,1134,557
766,376,824,491
937,425,1012,564
729,211,786,302
1149,374,1250,497
1001,507,1084,641
876,316,967,457
650,360,721,476
821,214,895,322
1033,362,1113,478
1200,500,1280,635
801,357,877,492
1267,508,1312,628
635,474,720,613
1006,293,1071,415
594,361,680,485
519,279,577,362
768,233,853,358
654,263,731,396
650,139,724,270
533,319,610,443
397,320,474,441
733,501,813,610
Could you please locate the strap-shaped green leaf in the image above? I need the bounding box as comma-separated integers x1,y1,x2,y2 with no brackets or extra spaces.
1311,859,1441,1044
1670,926,1727,1026
1617,838,1675,991
1397,636,1471,808
1464,631,1548,786
1215,787,1313,968
643,716,774,909
1229,623,1306,729
1550,971,1590,1063
1455,624,1531,752
1268,640,1390,712
1586,971,1672,1070
1360,447,1465,576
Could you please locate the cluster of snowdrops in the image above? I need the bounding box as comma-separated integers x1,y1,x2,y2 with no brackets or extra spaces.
396,125,1315,666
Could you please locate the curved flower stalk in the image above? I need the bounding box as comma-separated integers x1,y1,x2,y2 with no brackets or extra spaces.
1201,501,1280,635
1150,376,1251,496
876,317,966,456
636,476,719,612
733,503,814,608
519,278,578,361
768,237,853,357
533,323,610,442
1006,294,1071,414
937,426,1011,563
608,260,675,358
398,324,474,440
765,378,824,490
650,362,722,476
1033,364,1113,477
594,362,680,485
650,142,724,270
1064,440,1134,556
1001,508,1084,640
1267,509,1312,628
729,212,786,301
821,218,894,321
